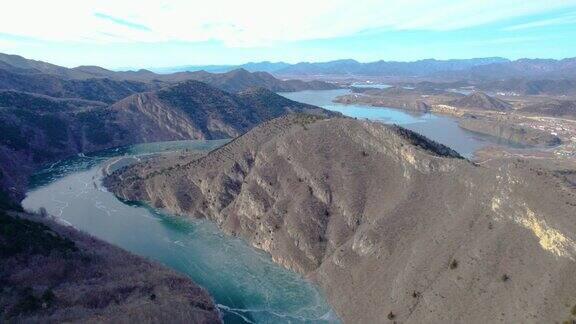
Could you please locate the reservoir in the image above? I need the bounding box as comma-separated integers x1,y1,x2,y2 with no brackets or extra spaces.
22,141,339,324
281,89,525,157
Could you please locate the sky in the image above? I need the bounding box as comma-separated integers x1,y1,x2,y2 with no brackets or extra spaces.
1,0,576,69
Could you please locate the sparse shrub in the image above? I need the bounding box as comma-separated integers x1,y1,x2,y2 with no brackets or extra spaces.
0,189,23,211
502,274,510,282
387,311,395,320
42,289,56,307
13,287,41,314
0,211,77,258
450,259,458,269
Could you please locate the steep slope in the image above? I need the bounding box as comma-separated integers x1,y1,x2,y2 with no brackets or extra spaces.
0,83,334,202
0,210,221,323
0,90,128,200
0,68,156,103
106,115,576,323
449,91,512,111
112,81,335,141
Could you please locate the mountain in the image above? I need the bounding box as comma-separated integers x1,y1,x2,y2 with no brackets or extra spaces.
476,78,576,96
449,91,512,111
275,57,509,76
105,115,576,323
183,68,338,93
150,61,291,74
522,99,576,119
0,90,128,200
0,53,96,79
434,57,576,81
0,209,220,323
239,61,292,72
112,80,335,141
0,53,336,93
0,67,157,103
275,59,362,75
0,82,334,201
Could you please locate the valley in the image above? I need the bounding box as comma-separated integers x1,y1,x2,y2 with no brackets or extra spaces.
22,140,337,323
1,52,575,324
332,86,576,163
104,115,576,323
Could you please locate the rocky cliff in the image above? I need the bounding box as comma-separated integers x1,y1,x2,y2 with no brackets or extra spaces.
105,115,576,323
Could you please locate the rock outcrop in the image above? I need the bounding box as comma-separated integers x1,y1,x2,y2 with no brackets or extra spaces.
106,114,576,323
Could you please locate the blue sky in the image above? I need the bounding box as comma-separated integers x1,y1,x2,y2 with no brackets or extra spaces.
1,0,575,69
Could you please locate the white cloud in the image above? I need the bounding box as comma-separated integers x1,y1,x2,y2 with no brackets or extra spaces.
0,0,574,47
504,11,576,30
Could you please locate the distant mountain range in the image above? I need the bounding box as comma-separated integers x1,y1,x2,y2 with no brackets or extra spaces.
150,61,292,74
0,53,336,93
147,57,510,76
0,53,336,202
432,58,576,81
9,51,575,83
148,56,576,81
275,58,512,76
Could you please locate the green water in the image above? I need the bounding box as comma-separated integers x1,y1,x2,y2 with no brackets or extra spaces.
22,140,339,324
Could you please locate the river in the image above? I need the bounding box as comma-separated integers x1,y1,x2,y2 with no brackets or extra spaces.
22,141,339,324
21,88,522,324
281,89,526,157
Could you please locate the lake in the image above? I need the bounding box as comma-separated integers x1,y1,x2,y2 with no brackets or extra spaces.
281,89,525,157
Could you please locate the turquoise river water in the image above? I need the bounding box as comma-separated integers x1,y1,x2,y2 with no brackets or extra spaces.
21,88,525,324
22,140,339,324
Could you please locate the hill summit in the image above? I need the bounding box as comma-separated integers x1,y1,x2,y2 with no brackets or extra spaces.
106,115,576,323
450,91,512,111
